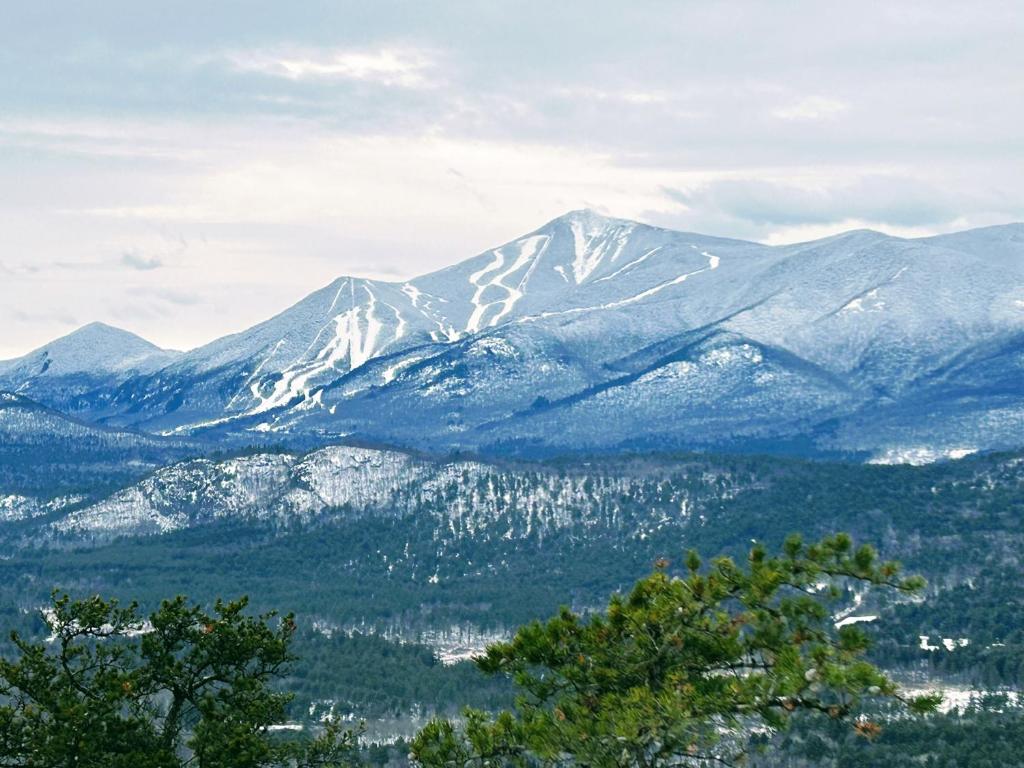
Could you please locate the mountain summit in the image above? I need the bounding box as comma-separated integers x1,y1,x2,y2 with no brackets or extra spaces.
0,322,177,378
3,215,1023,459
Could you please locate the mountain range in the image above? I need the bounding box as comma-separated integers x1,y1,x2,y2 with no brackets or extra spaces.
3,209,1023,460
4,210,1024,732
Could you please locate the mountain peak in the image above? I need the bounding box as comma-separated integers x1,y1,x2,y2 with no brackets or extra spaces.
68,321,159,343
0,322,177,378
544,208,629,231
4,210,1024,460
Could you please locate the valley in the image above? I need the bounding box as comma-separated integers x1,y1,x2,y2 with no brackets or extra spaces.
1,213,1022,762
1,443,1021,726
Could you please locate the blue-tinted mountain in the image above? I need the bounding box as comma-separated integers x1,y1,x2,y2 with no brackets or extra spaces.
0,391,196,497
3,213,1023,459
0,322,180,416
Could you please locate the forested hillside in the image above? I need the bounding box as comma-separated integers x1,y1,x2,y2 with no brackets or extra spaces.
2,447,1022,728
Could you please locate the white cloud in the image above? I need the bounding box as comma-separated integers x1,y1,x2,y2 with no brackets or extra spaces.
33,118,704,231
550,86,671,105
0,117,211,161
223,47,435,88
0,115,712,355
120,250,164,270
772,96,850,121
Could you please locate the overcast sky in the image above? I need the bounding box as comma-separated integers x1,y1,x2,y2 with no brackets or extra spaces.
2,1,1022,358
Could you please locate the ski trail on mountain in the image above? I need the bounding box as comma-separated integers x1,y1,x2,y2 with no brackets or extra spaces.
247,283,385,414
570,220,635,282
466,236,548,332
594,247,662,283
466,251,506,332
402,284,460,342
518,249,720,324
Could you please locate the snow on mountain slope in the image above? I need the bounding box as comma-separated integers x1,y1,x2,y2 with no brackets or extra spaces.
43,444,740,545
825,329,1024,457
0,391,197,506
11,214,740,429
93,277,464,431
0,391,169,450
411,209,755,330
256,221,1024,455
0,323,180,415
0,322,176,378
94,211,761,432
5,213,1024,457
50,447,417,539
723,228,1024,390
468,330,860,453
921,222,1024,265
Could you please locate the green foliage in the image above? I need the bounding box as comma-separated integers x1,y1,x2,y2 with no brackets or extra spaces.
0,593,359,768
756,695,1024,767
412,535,937,768
287,630,512,719
2,449,1023,736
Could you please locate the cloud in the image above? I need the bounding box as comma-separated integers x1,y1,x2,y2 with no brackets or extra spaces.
120,250,164,270
0,117,209,161
772,96,850,121
550,86,671,106
138,287,201,306
223,47,435,88
53,260,104,270
0,2,1022,355
9,309,78,326
667,176,966,231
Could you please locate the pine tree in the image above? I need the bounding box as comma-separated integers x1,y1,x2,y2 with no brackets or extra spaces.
0,593,358,767
412,534,941,768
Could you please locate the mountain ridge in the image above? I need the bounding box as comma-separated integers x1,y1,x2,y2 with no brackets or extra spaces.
7,213,1022,360
2,211,1023,459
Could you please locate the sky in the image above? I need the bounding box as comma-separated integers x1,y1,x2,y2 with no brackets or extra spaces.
1,1,1022,358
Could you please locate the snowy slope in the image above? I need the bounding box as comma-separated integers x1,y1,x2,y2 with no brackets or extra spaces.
412,209,751,330
4,212,1024,457
41,444,740,545
261,217,1024,456
0,323,180,415
0,391,176,451
0,322,176,378
0,391,196,500
98,277,462,431
93,211,758,431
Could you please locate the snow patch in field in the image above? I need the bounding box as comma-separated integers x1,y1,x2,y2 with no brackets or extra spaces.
899,686,1021,714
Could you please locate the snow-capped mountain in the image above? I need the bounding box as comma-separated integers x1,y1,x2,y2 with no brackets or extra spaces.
88,210,752,432
0,322,181,415
0,322,176,378
3,211,1024,458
